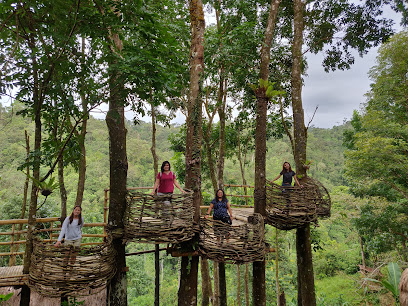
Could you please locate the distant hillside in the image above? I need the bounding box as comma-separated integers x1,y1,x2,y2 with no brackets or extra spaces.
0,104,348,219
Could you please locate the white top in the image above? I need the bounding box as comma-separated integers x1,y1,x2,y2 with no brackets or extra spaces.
57,217,84,241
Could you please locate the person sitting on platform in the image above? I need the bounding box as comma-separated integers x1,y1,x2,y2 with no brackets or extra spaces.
54,205,84,270
272,161,303,188
205,189,234,239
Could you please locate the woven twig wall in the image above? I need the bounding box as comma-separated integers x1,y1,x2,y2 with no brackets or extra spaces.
124,191,195,244
29,239,116,298
308,178,331,218
265,178,331,230
199,213,266,264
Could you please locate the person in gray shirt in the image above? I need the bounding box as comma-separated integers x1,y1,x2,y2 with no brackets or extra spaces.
55,205,84,269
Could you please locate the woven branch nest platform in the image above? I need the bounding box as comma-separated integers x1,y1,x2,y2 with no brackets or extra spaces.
265,178,331,230
29,239,116,298
124,190,196,244
199,213,266,264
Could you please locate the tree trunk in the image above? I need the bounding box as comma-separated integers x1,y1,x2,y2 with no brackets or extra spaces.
201,258,213,306
178,1,205,305
151,100,159,176
155,244,160,306
215,2,226,190
105,29,128,306
106,92,128,306
214,261,220,306
9,131,30,266
237,265,241,306
75,37,88,208
237,129,250,204
245,264,249,306
216,79,226,189
219,262,227,306
291,1,316,305
253,1,281,304
74,94,88,208
203,126,218,192
58,157,68,219
20,36,42,305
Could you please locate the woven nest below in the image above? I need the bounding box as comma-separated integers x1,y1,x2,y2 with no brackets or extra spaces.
199,213,266,264
265,177,330,230
29,239,116,298
124,190,196,244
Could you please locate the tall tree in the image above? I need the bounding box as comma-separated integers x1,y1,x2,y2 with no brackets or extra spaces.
178,0,205,305
291,1,316,304
253,1,282,305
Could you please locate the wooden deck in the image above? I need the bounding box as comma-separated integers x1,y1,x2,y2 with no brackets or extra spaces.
0,265,26,287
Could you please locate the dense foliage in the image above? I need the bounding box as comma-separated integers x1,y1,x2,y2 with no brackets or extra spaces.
0,101,402,304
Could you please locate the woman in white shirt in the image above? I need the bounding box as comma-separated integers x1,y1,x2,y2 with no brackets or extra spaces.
54,205,84,268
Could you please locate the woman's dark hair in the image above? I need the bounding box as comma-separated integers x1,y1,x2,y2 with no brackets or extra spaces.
161,161,171,173
214,189,227,202
69,205,82,225
282,162,292,173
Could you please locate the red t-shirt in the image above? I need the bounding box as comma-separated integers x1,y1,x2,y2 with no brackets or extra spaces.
157,171,175,193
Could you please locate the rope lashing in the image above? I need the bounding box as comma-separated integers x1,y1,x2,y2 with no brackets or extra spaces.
124,190,196,244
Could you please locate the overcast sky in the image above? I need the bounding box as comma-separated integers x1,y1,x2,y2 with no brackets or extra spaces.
302,50,377,128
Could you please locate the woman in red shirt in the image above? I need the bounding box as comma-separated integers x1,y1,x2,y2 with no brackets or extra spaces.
151,161,186,195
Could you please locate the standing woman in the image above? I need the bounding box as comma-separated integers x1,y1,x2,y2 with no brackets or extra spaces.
205,189,234,224
55,205,84,267
150,161,186,195
272,161,302,187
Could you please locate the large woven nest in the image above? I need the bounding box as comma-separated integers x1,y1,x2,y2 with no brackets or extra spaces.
265,177,330,230
29,238,116,298
124,190,196,244
199,213,266,264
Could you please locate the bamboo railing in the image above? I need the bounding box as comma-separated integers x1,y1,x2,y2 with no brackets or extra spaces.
222,184,254,207
0,218,108,261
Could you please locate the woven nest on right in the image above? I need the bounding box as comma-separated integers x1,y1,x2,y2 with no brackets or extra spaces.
266,178,329,230
124,190,196,244
199,213,266,264
29,239,116,298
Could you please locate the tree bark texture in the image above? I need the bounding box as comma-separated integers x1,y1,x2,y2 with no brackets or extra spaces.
21,37,42,305
214,261,220,306
292,2,315,305
75,37,88,207
155,244,160,306
253,2,281,305
201,258,213,306
216,78,226,189
237,265,241,306
245,264,249,306
178,1,205,305
296,226,315,306
58,157,68,219
106,96,128,306
105,24,128,305
151,103,159,176
291,0,307,174
219,262,227,306
74,94,88,207
203,125,218,192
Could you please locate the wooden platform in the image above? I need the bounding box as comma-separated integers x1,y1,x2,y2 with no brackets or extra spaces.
0,265,26,287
